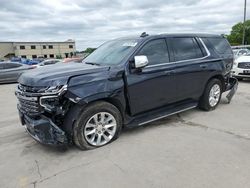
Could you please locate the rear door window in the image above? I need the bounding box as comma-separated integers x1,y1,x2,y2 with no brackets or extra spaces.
137,39,170,65
207,38,232,55
171,37,204,61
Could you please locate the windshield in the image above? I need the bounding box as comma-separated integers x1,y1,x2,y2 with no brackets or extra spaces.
84,39,138,65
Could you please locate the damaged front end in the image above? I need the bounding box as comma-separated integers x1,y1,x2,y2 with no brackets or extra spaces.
16,84,70,145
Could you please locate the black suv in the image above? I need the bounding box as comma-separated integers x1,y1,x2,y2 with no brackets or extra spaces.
16,33,238,150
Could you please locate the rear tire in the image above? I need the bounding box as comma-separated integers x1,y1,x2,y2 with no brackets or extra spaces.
199,79,222,111
73,101,122,150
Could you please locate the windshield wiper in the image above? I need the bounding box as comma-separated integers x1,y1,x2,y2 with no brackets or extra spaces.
85,62,100,66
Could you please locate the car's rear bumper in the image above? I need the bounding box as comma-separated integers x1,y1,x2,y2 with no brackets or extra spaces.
18,107,68,145
225,77,238,103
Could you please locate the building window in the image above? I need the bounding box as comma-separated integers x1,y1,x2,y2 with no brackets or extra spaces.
43,45,46,49
21,55,27,59
20,46,25,50
31,45,36,49
49,54,54,58
32,55,37,59
44,54,47,58
49,45,53,49
69,45,73,49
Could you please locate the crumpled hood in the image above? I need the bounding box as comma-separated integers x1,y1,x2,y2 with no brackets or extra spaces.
18,63,109,87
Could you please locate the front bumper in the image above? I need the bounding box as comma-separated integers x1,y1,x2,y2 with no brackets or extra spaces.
232,67,250,78
18,107,68,145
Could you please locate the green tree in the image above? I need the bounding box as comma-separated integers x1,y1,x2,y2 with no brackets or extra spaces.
227,20,250,45
84,48,96,54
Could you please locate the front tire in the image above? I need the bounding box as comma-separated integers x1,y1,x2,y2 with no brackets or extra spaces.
199,79,222,111
73,101,122,150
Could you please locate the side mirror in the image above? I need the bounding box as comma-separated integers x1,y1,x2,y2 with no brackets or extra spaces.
134,55,149,69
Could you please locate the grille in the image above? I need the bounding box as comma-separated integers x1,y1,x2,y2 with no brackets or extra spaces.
17,94,42,116
16,84,44,116
238,62,250,69
18,84,48,93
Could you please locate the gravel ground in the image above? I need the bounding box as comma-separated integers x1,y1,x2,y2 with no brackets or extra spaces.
0,80,250,188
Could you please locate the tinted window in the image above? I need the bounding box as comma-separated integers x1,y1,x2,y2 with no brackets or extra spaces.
31,45,36,49
69,45,73,48
20,46,25,50
208,38,232,54
43,45,46,49
172,37,203,61
137,39,169,65
4,63,22,69
238,49,248,56
49,45,53,49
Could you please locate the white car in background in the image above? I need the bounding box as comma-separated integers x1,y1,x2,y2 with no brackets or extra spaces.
233,49,250,58
232,54,250,80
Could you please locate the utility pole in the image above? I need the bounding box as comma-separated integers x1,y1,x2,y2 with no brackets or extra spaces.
242,0,247,45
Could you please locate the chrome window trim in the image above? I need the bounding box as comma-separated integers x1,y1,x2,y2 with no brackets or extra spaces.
146,38,211,68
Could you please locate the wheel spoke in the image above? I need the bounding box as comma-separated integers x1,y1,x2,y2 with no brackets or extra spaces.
106,128,114,136
105,116,113,123
100,113,105,123
96,134,102,145
104,123,116,129
93,114,98,124
85,129,95,136
102,134,111,142
86,123,96,128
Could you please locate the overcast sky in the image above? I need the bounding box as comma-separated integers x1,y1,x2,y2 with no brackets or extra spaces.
0,0,249,50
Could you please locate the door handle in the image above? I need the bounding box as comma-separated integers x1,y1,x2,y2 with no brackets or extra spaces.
200,64,208,69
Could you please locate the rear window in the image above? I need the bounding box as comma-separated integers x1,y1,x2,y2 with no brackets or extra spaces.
171,37,204,61
207,38,232,54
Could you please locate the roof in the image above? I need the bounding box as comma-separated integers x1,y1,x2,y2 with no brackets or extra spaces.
115,33,222,41
0,40,75,44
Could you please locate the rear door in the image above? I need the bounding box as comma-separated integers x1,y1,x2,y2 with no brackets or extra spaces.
169,37,210,101
126,38,177,115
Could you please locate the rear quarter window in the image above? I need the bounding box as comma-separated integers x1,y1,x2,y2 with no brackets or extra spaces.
207,38,232,55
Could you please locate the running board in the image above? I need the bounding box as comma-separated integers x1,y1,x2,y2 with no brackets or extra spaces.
127,101,198,127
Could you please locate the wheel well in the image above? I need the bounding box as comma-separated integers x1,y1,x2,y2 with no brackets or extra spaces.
82,98,125,123
207,75,225,91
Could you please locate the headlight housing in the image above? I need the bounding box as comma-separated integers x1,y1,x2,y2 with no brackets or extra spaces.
42,85,67,95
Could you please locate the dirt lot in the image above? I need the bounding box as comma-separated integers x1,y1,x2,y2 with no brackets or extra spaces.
0,81,250,188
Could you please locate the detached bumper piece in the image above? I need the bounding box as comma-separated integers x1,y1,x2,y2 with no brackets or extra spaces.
19,111,68,145
225,77,238,103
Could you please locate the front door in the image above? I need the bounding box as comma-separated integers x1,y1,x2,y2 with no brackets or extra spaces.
126,38,177,115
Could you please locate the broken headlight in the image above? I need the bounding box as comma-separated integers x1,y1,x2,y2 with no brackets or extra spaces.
44,85,67,94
